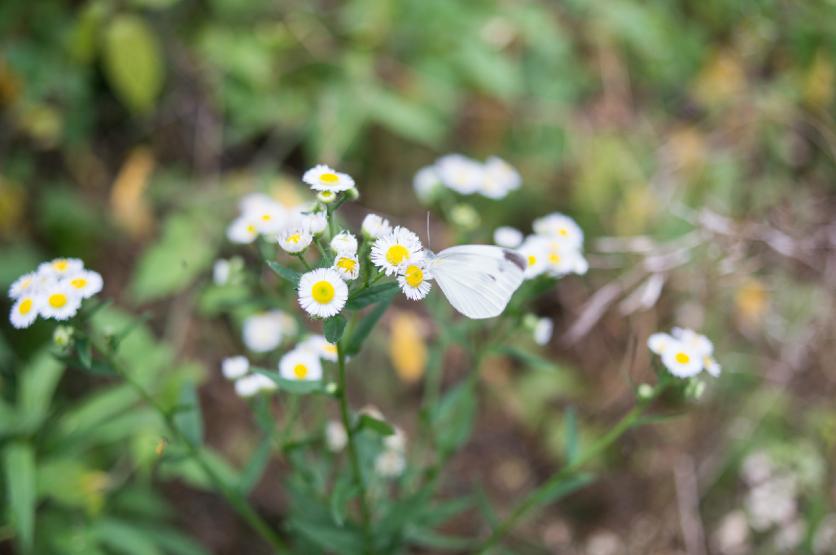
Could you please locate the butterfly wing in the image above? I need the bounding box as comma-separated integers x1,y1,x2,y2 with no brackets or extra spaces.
430,245,526,319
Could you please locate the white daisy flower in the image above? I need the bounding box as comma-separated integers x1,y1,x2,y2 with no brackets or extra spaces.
533,212,584,249
317,190,337,204
703,356,722,377
480,156,521,199
297,268,349,318
542,240,587,277
279,348,323,381
9,272,39,299
227,216,260,244
383,427,406,452
493,226,524,248
10,294,40,329
435,154,484,195
671,327,714,357
66,270,103,299
40,282,82,321
213,259,231,285
533,317,554,346
330,231,358,255
299,334,338,362
246,201,286,235
660,341,703,378
38,258,84,279
397,261,433,300
413,165,443,202
517,236,548,279
302,210,328,235
375,449,406,478
361,213,392,239
278,227,313,254
242,311,286,352
222,356,249,380
239,193,275,214
647,332,675,355
325,420,347,452
234,374,276,398
371,226,424,276
303,164,355,193
333,254,360,281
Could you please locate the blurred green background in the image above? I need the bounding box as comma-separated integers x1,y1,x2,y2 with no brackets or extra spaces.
1,0,835,553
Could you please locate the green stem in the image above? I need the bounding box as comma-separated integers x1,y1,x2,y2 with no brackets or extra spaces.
335,341,375,554
113,361,287,552
295,253,313,271
475,401,652,553
277,395,300,450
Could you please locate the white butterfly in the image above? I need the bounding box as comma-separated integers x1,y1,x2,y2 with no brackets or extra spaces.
427,245,526,319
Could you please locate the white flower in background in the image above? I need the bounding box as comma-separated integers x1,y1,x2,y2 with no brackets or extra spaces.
299,334,338,362
242,311,286,352
533,212,584,249
239,192,274,214
541,240,589,277
517,236,547,279
303,164,355,193
39,282,82,321
362,213,392,239
279,349,323,381
333,254,360,281
647,332,675,356
325,420,348,452
648,328,721,379
317,190,337,204
660,341,703,378
234,374,276,398
245,200,286,235
480,156,521,199
8,272,38,299
297,268,348,318
227,216,260,244
397,261,433,300
672,327,721,377
213,259,231,285
383,427,406,452
65,270,103,299
330,231,358,255
746,474,798,531
713,510,750,555
371,226,425,276
222,356,249,380
10,295,40,329
413,165,442,202
276,312,298,336
533,317,554,346
435,154,484,195
278,227,313,253
302,210,328,235
493,226,524,248
38,258,84,279
375,449,406,478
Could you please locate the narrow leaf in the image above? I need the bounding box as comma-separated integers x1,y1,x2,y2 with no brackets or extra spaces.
172,382,203,446
4,442,36,553
266,260,301,286
324,315,347,343
355,414,394,437
329,477,359,527
345,282,398,310
344,295,396,356
103,15,164,113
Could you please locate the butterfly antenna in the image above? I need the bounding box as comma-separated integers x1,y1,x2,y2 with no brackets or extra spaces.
426,211,432,251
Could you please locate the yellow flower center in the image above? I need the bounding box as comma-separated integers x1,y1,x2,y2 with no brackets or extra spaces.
19,299,33,315
675,352,690,364
293,364,308,379
70,278,88,289
311,280,335,304
320,191,335,199
320,172,339,183
261,213,272,221
324,344,337,355
386,245,409,265
548,252,561,264
287,233,302,244
558,228,569,237
527,255,537,267
49,293,67,308
336,257,357,273
53,260,69,272
404,265,424,287
246,224,256,234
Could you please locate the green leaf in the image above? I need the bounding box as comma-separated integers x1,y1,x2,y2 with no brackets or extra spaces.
344,293,397,356
18,350,64,431
103,14,164,114
172,382,203,446
238,435,273,495
564,407,579,464
364,86,445,146
345,282,398,310
432,381,476,454
528,473,594,515
324,315,347,343
329,476,359,527
76,337,93,369
253,368,324,395
266,260,301,286
92,518,164,555
4,442,36,554
405,526,477,551
355,414,394,437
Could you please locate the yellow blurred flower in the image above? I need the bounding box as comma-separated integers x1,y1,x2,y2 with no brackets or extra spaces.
389,310,426,384
110,147,155,239
735,278,768,328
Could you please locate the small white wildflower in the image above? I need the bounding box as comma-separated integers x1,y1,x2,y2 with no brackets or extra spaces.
397,261,433,300
712,510,750,555
278,227,313,254
375,449,406,478
361,213,392,239
245,201,286,235
317,190,337,204
234,374,276,398
297,268,349,318
493,226,524,248
330,231,358,255
383,427,406,452
279,349,323,381
65,270,103,299
38,258,84,279
435,154,484,195
302,210,328,235
333,254,360,281
39,282,82,321
413,165,443,203
532,212,584,249
517,236,548,279
480,156,521,199
533,317,553,346
10,294,40,329
303,164,355,192
227,216,260,244
242,311,286,352
222,356,249,380
299,334,338,362
660,341,703,378
371,226,425,276
213,259,231,285
238,193,275,214
325,420,347,452
8,272,38,299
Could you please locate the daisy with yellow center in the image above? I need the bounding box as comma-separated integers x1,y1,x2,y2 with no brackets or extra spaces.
397,261,433,300
479,156,521,200
517,237,547,279
8,272,38,299
302,210,328,235
10,295,40,329
38,258,83,278
279,349,323,382
248,202,286,235
227,216,260,244
361,213,392,239
297,268,348,318
648,328,720,379
330,231,358,256
299,334,338,362
302,164,355,193
371,226,425,276
532,212,584,249
39,282,82,321
435,154,484,195
66,270,103,299
333,254,360,280
278,227,313,253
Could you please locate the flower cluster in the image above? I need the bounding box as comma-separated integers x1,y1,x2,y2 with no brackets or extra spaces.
221,355,277,397
413,154,521,201
242,310,297,353
8,258,103,329
647,327,721,379
226,192,327,247
495,212,588,280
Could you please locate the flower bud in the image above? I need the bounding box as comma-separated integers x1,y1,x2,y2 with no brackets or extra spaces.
637,383,655,400
53,325,74,348
345,187,360,201
449,204,480,230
